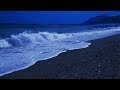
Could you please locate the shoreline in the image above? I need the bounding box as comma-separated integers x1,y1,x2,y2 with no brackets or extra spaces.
0,34,120,79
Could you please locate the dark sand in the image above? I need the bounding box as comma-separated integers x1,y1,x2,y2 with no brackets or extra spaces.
0,34,120,79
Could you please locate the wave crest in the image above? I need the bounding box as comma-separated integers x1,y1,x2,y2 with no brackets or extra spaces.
0,32,72,48
0,27,120,48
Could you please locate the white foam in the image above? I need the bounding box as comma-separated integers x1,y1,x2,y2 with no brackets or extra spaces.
0,39,11,48
0,27,120,77
0,27,120,48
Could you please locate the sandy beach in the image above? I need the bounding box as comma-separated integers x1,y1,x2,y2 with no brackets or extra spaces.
0,34,120,79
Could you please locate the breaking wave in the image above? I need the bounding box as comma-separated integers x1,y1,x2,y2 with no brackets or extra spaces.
0,27,120,76
0,27,120,48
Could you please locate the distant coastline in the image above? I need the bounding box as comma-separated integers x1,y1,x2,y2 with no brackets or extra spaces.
82,15,120,25
1,14,120,29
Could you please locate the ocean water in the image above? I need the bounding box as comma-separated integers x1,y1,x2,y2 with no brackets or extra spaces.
0,24,120,76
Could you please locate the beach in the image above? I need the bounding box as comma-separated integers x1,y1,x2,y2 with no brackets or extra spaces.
0,34,120,79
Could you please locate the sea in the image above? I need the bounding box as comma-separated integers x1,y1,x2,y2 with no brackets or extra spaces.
0,24,120,76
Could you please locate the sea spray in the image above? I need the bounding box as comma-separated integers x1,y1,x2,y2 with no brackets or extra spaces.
0,27,120,76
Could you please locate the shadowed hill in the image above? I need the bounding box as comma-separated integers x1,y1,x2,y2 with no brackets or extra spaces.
82,15,120,25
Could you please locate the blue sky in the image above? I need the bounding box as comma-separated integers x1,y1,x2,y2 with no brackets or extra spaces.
0,11,120,24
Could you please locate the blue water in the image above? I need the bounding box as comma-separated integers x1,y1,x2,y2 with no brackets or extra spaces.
0,24,120,76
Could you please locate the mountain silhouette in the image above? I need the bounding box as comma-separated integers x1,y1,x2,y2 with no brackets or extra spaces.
82,15,120,25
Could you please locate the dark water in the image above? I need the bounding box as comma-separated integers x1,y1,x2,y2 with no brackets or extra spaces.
0,24,120,77
0,24,120,39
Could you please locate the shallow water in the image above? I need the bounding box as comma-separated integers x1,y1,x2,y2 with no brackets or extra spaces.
0,25,120,76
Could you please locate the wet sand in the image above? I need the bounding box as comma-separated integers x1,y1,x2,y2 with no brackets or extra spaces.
0,34,120,79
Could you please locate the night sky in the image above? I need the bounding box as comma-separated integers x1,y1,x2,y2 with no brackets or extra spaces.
0,11,120,24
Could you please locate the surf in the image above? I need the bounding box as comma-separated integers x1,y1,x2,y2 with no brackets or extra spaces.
0,27,120,76
0,27,120,48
